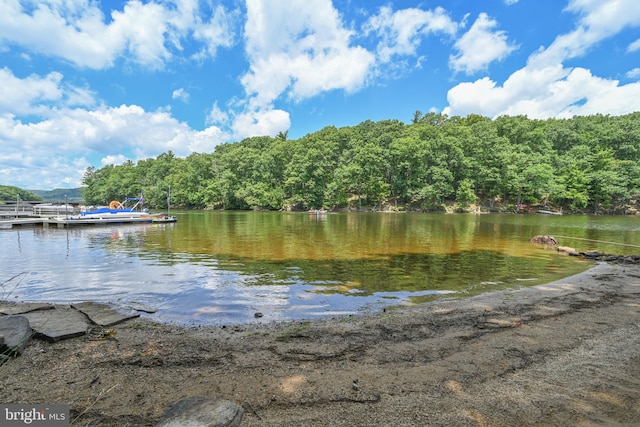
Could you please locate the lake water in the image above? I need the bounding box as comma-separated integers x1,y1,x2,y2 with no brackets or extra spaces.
2,211,638,326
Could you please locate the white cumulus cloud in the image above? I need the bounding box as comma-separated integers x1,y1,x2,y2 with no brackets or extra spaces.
172,88,190,103
0,84,227,187
444,0,640,119
242,0,374,105
627,38,640,53
0,0,236,69
228,0,374,140
363,6,457,63
627,68,640,79
449,13,517,75
230,108,291,141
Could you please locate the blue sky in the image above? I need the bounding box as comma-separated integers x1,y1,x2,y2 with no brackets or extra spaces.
1,0,640,190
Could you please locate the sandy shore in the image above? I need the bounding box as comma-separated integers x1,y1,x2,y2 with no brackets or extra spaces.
1,261,639,426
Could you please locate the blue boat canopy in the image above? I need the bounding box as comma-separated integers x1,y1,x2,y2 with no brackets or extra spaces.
80,207,136,216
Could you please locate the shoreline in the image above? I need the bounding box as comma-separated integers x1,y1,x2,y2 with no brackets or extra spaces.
1,262,639,426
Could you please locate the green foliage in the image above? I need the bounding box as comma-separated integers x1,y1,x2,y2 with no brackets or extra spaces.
78,112,640,213
456,179,477,209
0,186,41,202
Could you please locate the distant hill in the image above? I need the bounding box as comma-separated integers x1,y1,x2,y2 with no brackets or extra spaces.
0,185,41,202
28,188,84,202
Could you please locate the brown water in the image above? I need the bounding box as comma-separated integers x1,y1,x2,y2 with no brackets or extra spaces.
3,211,636,325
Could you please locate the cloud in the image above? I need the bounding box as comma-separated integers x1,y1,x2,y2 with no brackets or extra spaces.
0,0,236,69
363,6,457,63
190,126,227,153
172,88,190,103
0,1,238,188
449,13,517,75
75,105,226,158
192,5,237,60
0,67,96,116
0,113,91,189
445,65,640,119
101,154,128,167
565,0,640,35
241,0,374,105
206,102,229,127
444,0,640,118
627,68,640,79
530,0,640,67
234,1,453,140
226,0,375,140
628,38,640,53
230,108,291,140
0,79,227,188
0,67,63,115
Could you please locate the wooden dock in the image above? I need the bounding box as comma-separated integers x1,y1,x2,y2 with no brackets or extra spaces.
0,218,47,228
0,216,159,229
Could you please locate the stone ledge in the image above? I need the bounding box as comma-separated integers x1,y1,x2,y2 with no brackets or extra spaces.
0,301,145,364
156,397,244,427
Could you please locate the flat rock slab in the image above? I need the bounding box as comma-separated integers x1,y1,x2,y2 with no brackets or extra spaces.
0,301,55,315
125,302,158,313
0,315,32,355
71,302,140,327
156,397,244,427
22,308,89,342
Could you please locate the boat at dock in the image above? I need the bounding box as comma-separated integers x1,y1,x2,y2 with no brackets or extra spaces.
72,207,164,221
65,194,175,225
0,215,160,229
0,192,178,228
72,196,163,222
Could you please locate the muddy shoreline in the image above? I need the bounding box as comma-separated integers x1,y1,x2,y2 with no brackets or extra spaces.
1,262,639,426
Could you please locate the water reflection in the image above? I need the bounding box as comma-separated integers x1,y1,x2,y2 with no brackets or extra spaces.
2,211,628,326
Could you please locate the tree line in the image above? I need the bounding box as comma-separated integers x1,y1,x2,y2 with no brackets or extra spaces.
0,186,41,202
81,112,640,213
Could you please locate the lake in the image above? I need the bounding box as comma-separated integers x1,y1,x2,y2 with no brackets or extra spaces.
1,211,638,326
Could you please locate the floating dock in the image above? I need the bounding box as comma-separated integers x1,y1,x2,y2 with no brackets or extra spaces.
0,218,47,228
0,216,173,229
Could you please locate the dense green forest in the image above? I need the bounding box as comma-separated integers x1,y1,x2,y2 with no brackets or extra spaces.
81,112,640,214
0,186,41,202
